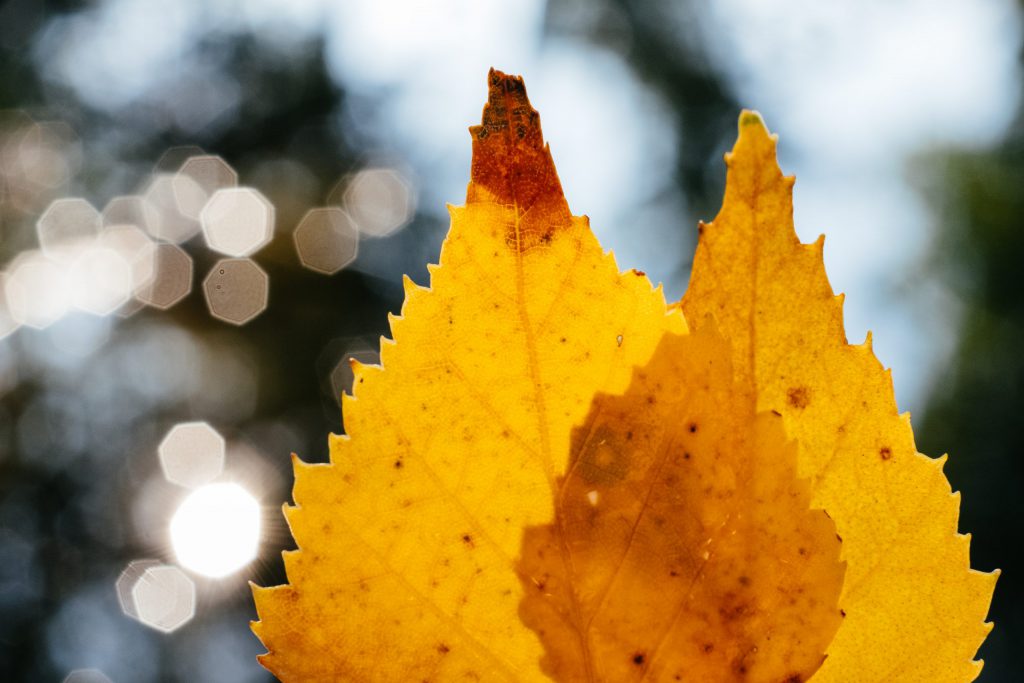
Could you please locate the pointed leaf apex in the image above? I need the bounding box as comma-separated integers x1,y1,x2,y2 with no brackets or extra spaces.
737,109,770,133
734,110,778,157
739,109,766,130
467,68,572,249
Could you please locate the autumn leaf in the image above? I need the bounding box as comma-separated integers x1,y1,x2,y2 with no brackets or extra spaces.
251,70,686,681
252,72,996,683
518,322,845,682
679,111,998,682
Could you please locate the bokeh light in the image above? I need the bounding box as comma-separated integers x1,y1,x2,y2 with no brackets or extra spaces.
130,564,196,633
62,669,114,683
200,187,274,257
202,258,269,325
157,421,226,489
136,243,192,310
97,224,158,302
101,195,161,234
1,117,81,215
293,207,359,275
4,250,70,329
36,198,101,260
115,559,161,620
170,483,261,578
141,173,201,244
175,155,238,220
68,246,133,316
342,167,415,238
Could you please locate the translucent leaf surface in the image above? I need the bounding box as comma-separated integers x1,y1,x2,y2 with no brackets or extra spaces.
679,112,997,683
252,76,996,683
251,70,684,682
519,324,845,683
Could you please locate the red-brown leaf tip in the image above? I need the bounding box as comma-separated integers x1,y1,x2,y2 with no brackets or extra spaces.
467,69,571,250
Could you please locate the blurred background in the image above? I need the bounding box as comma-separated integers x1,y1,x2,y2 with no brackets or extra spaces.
0,0,1020,680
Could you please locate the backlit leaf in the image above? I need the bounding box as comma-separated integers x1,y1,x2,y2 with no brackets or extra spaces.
518,323,845,682
252,75,996,683
251,70,685,681
679,111,998,682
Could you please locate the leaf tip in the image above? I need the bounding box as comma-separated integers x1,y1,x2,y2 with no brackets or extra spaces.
734,109,779,154
738,109,767,130
466,68,572,248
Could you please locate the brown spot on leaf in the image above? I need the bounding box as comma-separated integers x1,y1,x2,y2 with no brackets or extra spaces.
879,446,892,461
787,386,810,409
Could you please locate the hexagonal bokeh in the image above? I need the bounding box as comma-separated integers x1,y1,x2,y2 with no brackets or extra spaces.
154,145,205,173
68,246,133,316
142,173,201,243
62,669,114,683
102,194,161,235
3,250,69,329
97,224,157,297
200,187,275,257
158,421,226,489
174,155,237,220
130,564,196,633
136,243,192,310
294,207,359,275
116,559,162,620
9,121,79,197
343,167,415,238
36,197,101,258
202,258,269,325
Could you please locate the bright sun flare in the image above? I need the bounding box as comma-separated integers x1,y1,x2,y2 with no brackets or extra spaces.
170,483,261,578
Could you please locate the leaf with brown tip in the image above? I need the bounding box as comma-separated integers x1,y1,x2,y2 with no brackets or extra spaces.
250,70,685,682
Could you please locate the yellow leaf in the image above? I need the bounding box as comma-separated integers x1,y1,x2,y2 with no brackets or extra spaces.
679,111,998,682
251,69,685,681
518,323,845,683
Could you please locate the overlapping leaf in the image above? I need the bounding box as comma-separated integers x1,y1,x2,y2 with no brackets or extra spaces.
519,323,844,683
252,73,996,683
679,112,997,682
